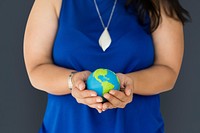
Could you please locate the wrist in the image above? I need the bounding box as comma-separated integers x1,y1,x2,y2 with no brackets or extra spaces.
68,71,77,90
126,73,135,94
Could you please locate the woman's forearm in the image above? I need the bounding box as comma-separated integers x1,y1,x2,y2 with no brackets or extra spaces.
126,64,178,95
28,63,178,96
28,63,74,95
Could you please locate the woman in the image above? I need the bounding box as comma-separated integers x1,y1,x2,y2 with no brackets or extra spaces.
23,0,190,132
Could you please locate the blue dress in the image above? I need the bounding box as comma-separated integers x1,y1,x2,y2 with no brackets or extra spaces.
39,0,164,132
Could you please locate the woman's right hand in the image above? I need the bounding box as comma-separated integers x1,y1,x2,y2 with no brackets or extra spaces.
71,71,103,113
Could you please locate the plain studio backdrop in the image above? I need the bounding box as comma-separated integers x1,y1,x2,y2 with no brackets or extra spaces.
0,0,199,133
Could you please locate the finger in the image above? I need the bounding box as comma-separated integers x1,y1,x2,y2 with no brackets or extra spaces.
109,90,128,102
73,71,91,90
108,89,133,106
72,87,97,99
116,73,133,96
74,79,85,90
80,89,97,98
124,85,132,96
103,93,124,108
82,96,103,105
81,71,91,81
116,73,126,89
88,103,103,112
102,102,115,111
97,109,102,113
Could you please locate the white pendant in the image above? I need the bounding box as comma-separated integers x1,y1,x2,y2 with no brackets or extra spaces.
99,27,112,51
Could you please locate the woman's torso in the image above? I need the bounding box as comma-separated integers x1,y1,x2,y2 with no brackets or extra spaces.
39,0,164,133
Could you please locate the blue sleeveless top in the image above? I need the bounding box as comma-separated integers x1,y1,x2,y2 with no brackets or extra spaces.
39,0,164,132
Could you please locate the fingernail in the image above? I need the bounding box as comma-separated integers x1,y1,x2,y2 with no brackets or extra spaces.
109,90,115,95
104,94,109,98
79,84,84,90
96,98,102,102
91,93,96,96
103,106,107,111
98,105,101,109
127,89,131,95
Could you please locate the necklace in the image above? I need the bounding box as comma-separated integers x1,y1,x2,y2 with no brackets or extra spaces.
94,0,118,51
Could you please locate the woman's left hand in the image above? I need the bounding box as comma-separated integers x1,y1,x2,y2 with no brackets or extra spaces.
102,73,134,111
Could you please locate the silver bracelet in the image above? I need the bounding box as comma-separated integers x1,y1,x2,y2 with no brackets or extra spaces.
68,71,77,90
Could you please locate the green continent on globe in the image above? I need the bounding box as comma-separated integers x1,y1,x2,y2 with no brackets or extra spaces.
93,69,108,83
102,81,114,95
93,69,115,95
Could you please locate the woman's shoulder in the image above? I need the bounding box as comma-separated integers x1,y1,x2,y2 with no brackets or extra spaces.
31,0,62,19
51,0,62,19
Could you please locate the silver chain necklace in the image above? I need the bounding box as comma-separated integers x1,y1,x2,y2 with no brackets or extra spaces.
94,0,118,51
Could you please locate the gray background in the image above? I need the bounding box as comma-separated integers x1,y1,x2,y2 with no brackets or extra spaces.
0,0,199,133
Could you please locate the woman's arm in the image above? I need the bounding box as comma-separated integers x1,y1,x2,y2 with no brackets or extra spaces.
24,0,103,112
24,0,74,95
102,5,184,111
127,7,184,95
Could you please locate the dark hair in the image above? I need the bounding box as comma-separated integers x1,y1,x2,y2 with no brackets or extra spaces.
125,0,191,32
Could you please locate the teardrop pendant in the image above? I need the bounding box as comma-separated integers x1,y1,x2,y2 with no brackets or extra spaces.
99,27,112,51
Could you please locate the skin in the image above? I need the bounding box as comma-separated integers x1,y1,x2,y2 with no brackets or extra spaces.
24,0,184,113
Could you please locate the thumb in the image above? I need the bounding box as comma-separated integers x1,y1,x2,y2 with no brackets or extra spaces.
125,86,132,96
81,71,91,82
74,71,91,90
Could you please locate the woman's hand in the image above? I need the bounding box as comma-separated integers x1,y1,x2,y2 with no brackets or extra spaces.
71,71,103,113
102,73,134,111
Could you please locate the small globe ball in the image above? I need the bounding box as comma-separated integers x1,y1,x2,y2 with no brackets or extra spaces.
86,68,120,98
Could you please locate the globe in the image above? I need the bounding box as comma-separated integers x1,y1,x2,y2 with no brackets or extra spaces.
86,68,120,98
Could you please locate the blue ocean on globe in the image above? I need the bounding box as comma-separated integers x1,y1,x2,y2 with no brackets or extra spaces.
86,68,120,97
